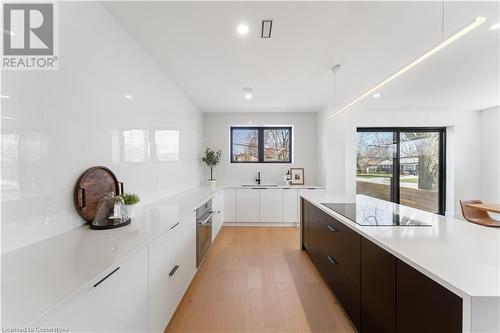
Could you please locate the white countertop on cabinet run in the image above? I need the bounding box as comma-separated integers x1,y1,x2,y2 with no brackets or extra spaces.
1,185,224,327
223,184,325,189
300,193,500,299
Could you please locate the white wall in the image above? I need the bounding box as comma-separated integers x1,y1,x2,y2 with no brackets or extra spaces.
203,112,319,185
479,107,500,203
0,2,202,253
318,106,485,217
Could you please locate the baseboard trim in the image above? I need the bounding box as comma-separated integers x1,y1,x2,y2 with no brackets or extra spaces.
223,222,298,227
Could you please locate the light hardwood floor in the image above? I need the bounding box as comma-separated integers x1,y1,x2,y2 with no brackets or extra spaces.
167,226,355,333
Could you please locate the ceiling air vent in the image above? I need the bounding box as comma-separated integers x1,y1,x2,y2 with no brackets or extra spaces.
261,20,273,38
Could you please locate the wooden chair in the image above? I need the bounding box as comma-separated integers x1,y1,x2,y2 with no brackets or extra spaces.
459,200,500,227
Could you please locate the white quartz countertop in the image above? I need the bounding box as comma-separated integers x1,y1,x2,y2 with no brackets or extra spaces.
300,193,500,299
1,185,223,326
223,184,325,189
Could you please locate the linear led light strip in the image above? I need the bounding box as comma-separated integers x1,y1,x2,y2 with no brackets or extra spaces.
329,17,486,118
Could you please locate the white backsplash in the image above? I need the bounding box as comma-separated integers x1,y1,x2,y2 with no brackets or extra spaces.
1,2,202,253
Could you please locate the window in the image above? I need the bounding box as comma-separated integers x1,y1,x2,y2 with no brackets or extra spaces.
230,126,292,163
357,127,446,215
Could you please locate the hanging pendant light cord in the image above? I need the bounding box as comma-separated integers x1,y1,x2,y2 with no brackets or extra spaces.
331,64,341,107
441,0,445,40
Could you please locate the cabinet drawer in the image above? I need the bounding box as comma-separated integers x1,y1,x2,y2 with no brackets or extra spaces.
40,247,149,332
323,226,361,286
315,208,361,288
330,260,361,331
319,212,358,244
315,253,360,331
149,213,196,332
306,202,361,331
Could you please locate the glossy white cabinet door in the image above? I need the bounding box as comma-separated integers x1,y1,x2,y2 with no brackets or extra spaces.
236,188,260,222
259,188,283,222
40,247,149,332
149,212,196,333
223,188,237,222
212,191,224,241
283,188,299,222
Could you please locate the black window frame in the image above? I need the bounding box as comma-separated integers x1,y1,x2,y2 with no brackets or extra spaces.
357,127,446,215
230,126,292,164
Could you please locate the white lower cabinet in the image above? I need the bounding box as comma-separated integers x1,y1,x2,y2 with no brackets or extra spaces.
40,247,149,332
35,197,219,333
259,188,283,222
212,191,224,240
149,212,196,333
283,188,299,222
223,188,237,222
236,188,260,222
228,187,324,224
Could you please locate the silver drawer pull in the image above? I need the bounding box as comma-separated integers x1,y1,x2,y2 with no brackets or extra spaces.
93,267,120,287
327,256,337,265
327,225,337,232
169,265,180,277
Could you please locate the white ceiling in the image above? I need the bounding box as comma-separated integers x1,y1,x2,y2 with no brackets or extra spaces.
104,1,500,113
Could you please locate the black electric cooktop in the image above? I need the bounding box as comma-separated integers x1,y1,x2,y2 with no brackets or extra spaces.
321,203,432,226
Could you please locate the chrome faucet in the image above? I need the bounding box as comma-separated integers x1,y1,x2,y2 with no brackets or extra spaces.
256,171,261,185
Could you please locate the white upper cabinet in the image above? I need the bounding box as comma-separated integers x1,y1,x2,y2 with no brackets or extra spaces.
40,247,149,333
260,188,283,222
236,188,260,222
283,188,299,223
212,191,224,240
223,188,237,222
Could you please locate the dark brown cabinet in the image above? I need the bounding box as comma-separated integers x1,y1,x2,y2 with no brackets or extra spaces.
301,200,309,251
301,198,463,333
303,200,361,330
361,238,396,333
396,260,462,333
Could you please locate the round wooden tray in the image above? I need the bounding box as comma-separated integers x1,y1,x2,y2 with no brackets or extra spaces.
74,166,122,223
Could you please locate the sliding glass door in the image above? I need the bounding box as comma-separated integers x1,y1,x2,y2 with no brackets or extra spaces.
357,128,446,215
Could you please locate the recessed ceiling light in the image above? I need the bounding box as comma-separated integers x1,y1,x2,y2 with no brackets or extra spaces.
248,120,253,124
491,22,500,30
329,17,485,118
0,95,11,99
237,24,249,35
373,93,381,98
0,115,14,120
124,94,133,100
243,87,253,100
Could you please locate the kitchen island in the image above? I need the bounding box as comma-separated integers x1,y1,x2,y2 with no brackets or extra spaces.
300,193,500,333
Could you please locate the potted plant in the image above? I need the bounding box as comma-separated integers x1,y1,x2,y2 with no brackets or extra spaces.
202,147,221,188
120,193,140,218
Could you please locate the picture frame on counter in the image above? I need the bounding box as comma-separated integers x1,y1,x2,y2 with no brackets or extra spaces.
290,168,304,185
